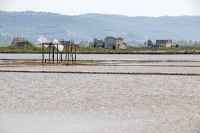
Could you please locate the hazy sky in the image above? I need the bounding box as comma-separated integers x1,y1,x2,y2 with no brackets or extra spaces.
0,0,200,16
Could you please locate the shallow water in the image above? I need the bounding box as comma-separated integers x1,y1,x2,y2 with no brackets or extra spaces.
1,53,200,61
0,65,200,74
0,73,200,133
0,54,200,133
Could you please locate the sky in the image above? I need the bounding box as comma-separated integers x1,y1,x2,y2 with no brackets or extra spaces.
0,0,200,17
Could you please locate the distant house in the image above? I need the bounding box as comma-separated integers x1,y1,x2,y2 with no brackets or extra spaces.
116,37,127,49
78,42,84,47
89,42,94,47
60,39,75,47
104,36,127,49
11,37,26,47
74,42,84,48
69,39,75,45
105,36,115,49
93,38,104,47
156,40,172,47
59,39,66,46
146,40,153,47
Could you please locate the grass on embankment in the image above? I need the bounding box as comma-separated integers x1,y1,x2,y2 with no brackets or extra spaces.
0,45,200,54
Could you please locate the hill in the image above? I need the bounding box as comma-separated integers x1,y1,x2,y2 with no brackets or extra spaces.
0,11,127,45
80,14,200,42
0,11,200,46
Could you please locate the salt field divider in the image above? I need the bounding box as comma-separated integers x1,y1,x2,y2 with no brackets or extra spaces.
0,70,199,76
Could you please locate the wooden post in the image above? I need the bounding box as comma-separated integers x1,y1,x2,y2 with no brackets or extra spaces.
75,44,76,63
49,43,51,63
71,44,73,63
57,44,58,63
42,43,44,64
53,45,54,63
61,52,62,62
68,44,69,63
65,43,67,62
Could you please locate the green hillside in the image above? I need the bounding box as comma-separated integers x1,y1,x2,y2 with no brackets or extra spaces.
80,13,200,42
0,11,200,46
0,11,127,45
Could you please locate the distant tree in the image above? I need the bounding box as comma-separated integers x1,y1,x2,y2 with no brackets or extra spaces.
25,41,35,48
113,44,116,49
189,40,193,46
175,44,179,48
100,42,105,48
197,41,200,45
193,40,200,46
94,42,97,48
155,44,164,48
127,45,132,48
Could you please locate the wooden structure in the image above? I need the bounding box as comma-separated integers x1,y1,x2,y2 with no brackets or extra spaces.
41,39,77,65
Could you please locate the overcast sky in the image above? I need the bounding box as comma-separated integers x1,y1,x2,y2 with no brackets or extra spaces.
0,0,200,16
